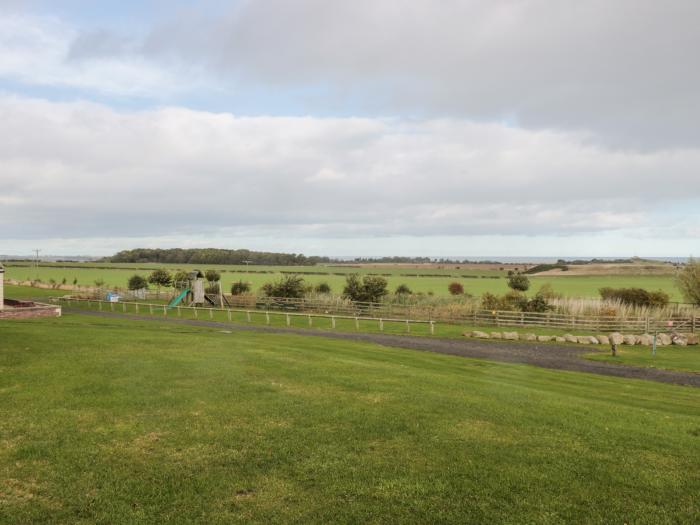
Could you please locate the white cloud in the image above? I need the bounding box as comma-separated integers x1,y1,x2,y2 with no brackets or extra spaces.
0,95,698,255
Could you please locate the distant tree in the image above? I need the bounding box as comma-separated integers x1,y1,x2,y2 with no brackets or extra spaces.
230,280,251,295
172,271,189,289
128,274,148,290
261,275,308,298
148,269,172,292
205,269,221,283
507,274,530,292
395,284,412,295
677,258,700,305
342,274,388,303
448,282,464,295
314,282,332,294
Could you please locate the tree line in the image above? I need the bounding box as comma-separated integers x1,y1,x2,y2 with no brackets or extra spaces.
105,248,331,266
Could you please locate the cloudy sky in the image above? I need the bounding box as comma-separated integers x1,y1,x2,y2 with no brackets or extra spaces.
1,0,698,257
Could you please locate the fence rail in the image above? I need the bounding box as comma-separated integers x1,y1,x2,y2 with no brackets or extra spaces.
59,296,698,334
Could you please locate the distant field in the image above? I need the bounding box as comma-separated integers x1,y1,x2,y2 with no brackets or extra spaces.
1,314,698,523
3,262,683,300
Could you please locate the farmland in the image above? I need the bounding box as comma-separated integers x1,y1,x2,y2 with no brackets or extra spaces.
1,313,698,523
2,261,683,300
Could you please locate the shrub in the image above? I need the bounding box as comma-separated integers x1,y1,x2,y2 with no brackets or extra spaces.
128,274,148,290
507,274,530,291
314,282,332,294
536,283,561,299
676,257,700,305
599,287,669,308
261,275,308,298
148,269,172,289
205,269,221,283
448,282,464,295
343,274,389,303
172,271,189,289
231,280,251,295
395,284,412,295
522,293,551,313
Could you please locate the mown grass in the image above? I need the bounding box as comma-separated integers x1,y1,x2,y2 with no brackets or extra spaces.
587,344,700,373
1,314,699,524
3,263,682,299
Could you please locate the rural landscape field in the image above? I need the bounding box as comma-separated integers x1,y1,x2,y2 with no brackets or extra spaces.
3,1,700,523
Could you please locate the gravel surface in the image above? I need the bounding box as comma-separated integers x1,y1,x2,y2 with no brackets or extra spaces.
71,309,700,388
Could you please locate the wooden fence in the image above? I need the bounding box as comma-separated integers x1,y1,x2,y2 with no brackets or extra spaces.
59,296,698,334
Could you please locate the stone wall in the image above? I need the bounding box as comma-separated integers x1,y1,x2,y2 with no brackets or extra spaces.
0,300,61,320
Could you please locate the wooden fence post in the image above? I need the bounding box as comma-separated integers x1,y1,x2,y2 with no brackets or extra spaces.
331,316,336,329
308,315,312,326
266,311,270,325
209,309,213,319
163,306,167,316
405,319,410,332
98,301,102,311
228,310,232,322
136,303,139,314
177,306,180,317
355,317,359,330
379,319,384,331
247,311,251,322
286,313,291,326
149,305,153,315
194,307,198,318
122,303,126,312
430,321,435,335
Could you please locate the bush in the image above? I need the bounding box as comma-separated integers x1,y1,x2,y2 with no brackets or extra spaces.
448,282,464,295
128,274,148,291
676,258,700,305
314,282,332,294
395,284,412,295
148,269,172,289
536,283,561,299
205,269,221,283
599,287,670,308
507,274,530,291
261,275,308,298
172,271,189,289
343,274,389,303
522,293,551,313
231,280,251,295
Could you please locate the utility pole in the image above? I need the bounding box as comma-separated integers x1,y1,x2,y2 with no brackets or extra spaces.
33,248,41,280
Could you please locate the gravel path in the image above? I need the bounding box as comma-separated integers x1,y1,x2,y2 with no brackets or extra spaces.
71,309,700,388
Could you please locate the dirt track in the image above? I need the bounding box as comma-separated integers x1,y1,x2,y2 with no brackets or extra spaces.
71,309,700,388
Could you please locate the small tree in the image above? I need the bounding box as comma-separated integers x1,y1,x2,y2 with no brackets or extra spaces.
94,278,105,289
507,274,530,292
128,274,148,290
395,284,412,295
342,274,388,303
314,282,331,294
231,280,251,295
172,271,189,290
676,257,700,305
148,269,172,295
448,282,464,295
261,275,308,298
205,269,221,283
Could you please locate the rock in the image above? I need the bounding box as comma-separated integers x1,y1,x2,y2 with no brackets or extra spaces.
502,332,519,340
686,334,699,345
671,333,688,346
622,335,637,345
588,336,600,344
634,335,643,345
657,333,672,346
638,334,654,346
490,332,503,339
564,334,578,343
554,336,566,343
537,335,552,342
577,336,598,345
597,335,610,345
471,331,490,339
609,332,624,345
522,333,537,341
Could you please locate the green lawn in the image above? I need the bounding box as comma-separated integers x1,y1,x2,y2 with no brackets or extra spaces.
587,344,700,373
3,262,682,299
0,314,698,523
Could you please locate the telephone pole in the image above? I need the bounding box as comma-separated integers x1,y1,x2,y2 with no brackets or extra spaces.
33,249,41,280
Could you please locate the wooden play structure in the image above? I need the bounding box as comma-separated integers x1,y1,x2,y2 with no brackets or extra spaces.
168,270,229,308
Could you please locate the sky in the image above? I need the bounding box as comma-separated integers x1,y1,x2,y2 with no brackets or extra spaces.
1,0,699,257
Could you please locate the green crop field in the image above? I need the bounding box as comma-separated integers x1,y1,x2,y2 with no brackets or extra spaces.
0,314,698,523
3,262,683,300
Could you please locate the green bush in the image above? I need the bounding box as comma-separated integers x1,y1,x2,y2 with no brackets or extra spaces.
599,287,669,308
205,270,221,283
231,281,251,295
314,282,332,294
261,275,308,298
128,274,148,290
395,284,412,295
507,274,530,291
148,269,172,289
343,274,389,303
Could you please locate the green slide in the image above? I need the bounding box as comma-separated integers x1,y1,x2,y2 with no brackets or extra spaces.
168,288,190,308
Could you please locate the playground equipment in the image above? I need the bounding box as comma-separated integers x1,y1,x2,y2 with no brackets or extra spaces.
168,270,229,308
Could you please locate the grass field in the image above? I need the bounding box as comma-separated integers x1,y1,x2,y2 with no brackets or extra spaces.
1,314,699,523
587,345,700,373
3,263,682,300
